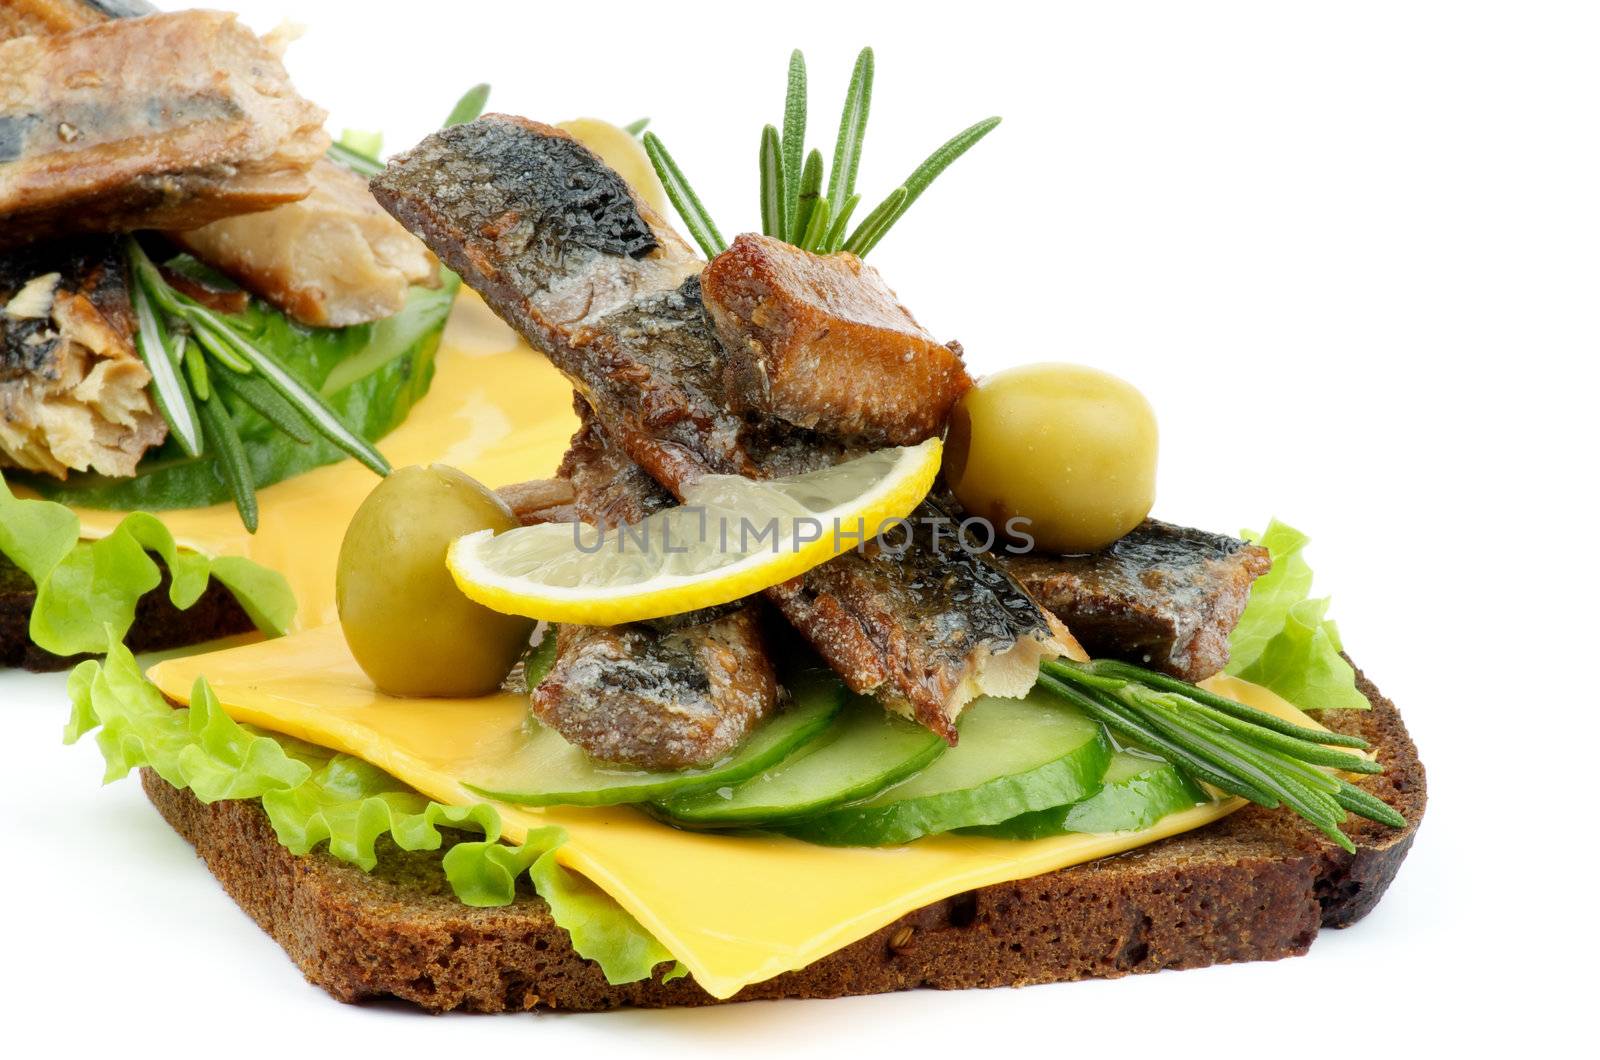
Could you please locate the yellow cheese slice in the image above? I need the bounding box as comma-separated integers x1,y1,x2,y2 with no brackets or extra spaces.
71,291,577,632
148,626,1322,999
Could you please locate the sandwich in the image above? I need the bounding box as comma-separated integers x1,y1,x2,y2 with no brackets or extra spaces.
53,45,1424,1010
0,3,504,669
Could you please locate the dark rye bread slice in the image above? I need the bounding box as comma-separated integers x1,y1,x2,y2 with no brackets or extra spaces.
0,554,254,672
140,661,1423,1013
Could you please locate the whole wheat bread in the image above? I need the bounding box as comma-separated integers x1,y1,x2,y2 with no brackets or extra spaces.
141,660,1423,1013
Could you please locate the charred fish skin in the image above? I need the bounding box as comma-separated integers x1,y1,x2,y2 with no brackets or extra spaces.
1004,520,1271,682
516,404,781,771
1,236,166,478
534,607,780,772
376,116,1066,740
766,501,1070,742
371,115,699,350
0,11,329,249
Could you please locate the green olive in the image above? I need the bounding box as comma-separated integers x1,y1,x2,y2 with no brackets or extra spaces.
337,465,533,697
944,364,1158,554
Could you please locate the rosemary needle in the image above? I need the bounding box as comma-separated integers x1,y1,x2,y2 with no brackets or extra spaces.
1039,659,1404,851
642,132,726,258
759,124,786,239
782,49,807,241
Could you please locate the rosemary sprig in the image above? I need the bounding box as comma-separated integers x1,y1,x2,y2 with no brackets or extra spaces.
126,239,391,529
128,270,202,457
849,116,1001,257
642,132,727,259
841,186,906,255
827,47,874,219
622,117,650,137
196,392,258,532
1038,658,1403,853
782,50,807,241
792,148,824,249
759,124,786,238
642,48,999,261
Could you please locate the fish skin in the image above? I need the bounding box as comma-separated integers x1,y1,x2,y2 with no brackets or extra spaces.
0,10,328,249
0,236,165,477
0,0,151,41
514,404,781,771
702,233,973,446
1003,520,1271,681
374,116,1067,742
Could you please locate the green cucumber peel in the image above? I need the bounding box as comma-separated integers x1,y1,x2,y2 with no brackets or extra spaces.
965,752,1208,840
656,695,947,826
781,693,1111,846
465,667,847,807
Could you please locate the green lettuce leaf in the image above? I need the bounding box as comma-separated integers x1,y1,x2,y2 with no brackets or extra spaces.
65,641,678,986
1226,520,1369,711
0,474,295,657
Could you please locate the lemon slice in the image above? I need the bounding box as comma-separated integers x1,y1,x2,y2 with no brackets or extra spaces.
448,438,942,625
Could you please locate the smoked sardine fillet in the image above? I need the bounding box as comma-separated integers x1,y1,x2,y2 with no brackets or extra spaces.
701,233,972,446
373,116,1069,741
1004,520,1270,681
0,0,150,40
512,404,780,770
171,159,439,327
1,236,164,476
0,11,328,248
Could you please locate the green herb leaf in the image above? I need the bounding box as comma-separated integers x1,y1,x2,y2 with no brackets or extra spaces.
128,249,203,457
443,83,491,128
1040,658,1405,854
29,274,453,513
759,124,786,238
326,141,385,178
842,185,906,255
185,302,391,477
642,132,727,258
801,194,832,252
791,147,824,249
782,49,807,241
823,192,860,253
855,116,1001,257
828,47,874,220
1226,521,1369,711
197,396,259,533
65,642,678,985
180,334,210,401
211,365,313,445
338,128,384,158
622,117,650,137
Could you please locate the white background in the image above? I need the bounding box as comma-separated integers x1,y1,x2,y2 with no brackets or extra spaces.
2,0,1594,1054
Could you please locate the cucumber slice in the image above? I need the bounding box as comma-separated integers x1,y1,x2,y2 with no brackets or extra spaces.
655,697,948,825
966,752,1209,840
781,691,1111,846
463,667,846,806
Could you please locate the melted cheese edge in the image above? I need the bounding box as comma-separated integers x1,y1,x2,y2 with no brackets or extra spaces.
148,624,1319,1000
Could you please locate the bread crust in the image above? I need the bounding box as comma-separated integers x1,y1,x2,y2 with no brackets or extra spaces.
141,660,1423,1012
